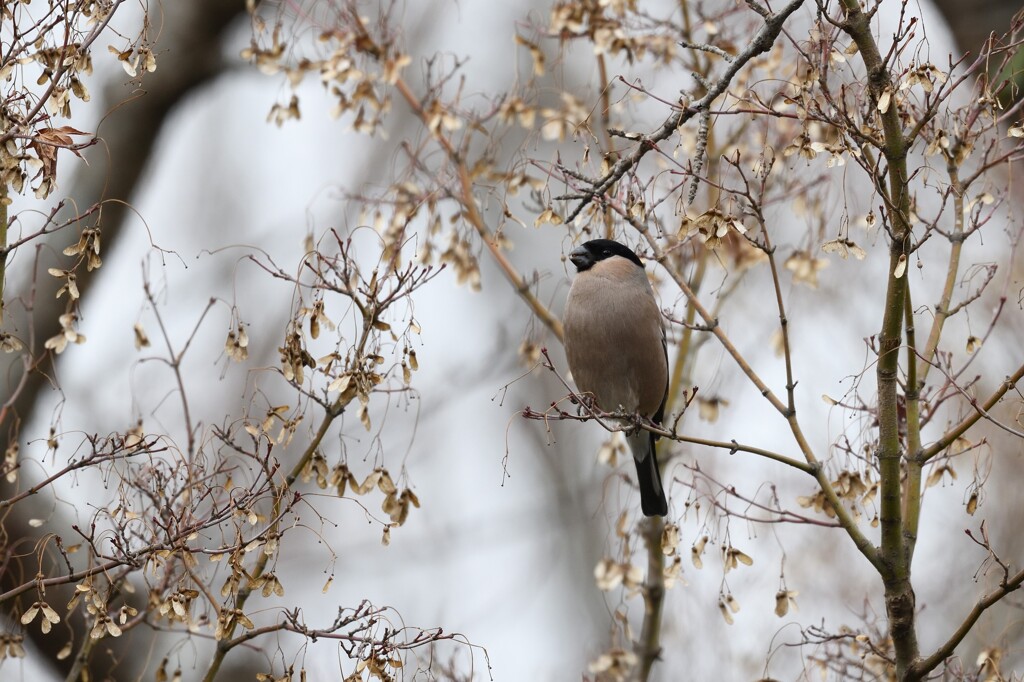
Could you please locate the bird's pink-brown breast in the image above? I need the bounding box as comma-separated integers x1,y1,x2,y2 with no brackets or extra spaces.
563,256,667,418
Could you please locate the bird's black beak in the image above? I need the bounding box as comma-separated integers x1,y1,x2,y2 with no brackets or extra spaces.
569,246,593,271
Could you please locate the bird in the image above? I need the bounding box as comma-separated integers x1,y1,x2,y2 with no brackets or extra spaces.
562,238,669,517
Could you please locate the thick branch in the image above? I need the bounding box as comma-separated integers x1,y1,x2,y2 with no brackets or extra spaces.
916,158,966,389
840,0,919,674
636,517,665,682
902,287,923,564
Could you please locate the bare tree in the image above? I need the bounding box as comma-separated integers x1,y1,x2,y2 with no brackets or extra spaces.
1,1,482,680
246,0,1024,679
7,0,1024,680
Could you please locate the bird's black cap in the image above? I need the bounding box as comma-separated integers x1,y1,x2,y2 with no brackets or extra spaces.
568,239,644,271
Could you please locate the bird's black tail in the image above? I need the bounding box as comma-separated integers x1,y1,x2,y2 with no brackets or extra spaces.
633,433,668,517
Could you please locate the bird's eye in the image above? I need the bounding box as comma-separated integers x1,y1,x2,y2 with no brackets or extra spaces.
602,249,611,256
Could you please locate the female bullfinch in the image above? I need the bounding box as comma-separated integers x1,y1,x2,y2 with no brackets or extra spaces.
563,239,669,517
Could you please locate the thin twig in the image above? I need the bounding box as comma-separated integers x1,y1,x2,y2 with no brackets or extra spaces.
565,0,806,222
911,565,1024,677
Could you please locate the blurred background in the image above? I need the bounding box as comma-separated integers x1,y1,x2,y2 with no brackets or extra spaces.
3,0,1024,680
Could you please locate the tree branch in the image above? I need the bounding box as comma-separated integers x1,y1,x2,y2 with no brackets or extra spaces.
564,0,807,222
839,0,920,673
911,565,1024,678
921,362,1024,462
636,517,665,681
